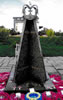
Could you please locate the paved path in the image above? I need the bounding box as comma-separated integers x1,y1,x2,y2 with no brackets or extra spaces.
0,56,63,76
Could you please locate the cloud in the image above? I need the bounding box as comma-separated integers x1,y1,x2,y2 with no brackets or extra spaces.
0,0,63,31
37,0,63,31
0,10,6,15
0,3,23,29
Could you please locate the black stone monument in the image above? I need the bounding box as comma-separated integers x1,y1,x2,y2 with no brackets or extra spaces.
5,3,55,92
14,3,47,87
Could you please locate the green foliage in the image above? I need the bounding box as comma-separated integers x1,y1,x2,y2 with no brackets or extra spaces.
0,36,20,56
9,28,20,35
0,27,10,43
0,36,63,57
46,29,55,37
55,32,63,36
39,30,46,36
8,37,20,45
40,36,63,56
0,44,15,57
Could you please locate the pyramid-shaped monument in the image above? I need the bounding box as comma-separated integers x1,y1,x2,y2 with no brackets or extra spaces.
5,3,55,92
14,3,47,88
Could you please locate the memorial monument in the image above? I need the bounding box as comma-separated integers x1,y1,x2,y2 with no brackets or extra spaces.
14,3,47,87
5,3,55,92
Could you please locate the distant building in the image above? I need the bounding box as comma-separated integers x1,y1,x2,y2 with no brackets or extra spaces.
13,17,24,33
13,17,40,33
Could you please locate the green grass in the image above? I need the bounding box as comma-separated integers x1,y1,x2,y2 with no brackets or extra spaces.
40,37,63,56
0,37,20,57
0,36,63,57
0,44,15,57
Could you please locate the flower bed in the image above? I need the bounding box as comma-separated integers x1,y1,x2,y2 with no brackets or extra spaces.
0,72,63,99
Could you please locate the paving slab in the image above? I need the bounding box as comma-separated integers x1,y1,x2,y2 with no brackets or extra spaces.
0,57,5,63
54,64,63,70
44,63,52,67
0,58,5,67
9,57,16,65
0,68,11,72
45,66,57,74
0,56,63,92
1,58,10,67
0,57,63,76
58,70,63,75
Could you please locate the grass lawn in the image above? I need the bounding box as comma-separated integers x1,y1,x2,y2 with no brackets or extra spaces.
40,37,63,56
0,44,15,57
0,36,63,57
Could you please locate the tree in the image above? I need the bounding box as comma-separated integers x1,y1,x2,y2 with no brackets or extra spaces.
0,26,5,28
38,28,47,36
9,28,16,35
10,28,20,35
39,26,43,29
0,27,10,43
38,30,46,36
46,29,55,37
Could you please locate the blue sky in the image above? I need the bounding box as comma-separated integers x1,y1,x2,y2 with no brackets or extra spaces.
0,0,23,5
0,0,63,32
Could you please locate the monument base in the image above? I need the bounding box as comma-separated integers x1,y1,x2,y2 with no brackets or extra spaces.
5,67,56,93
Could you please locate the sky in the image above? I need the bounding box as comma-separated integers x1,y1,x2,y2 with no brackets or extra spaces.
0,0,63,32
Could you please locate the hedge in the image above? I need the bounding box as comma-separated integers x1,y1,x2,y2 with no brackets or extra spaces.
0,36,63,57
